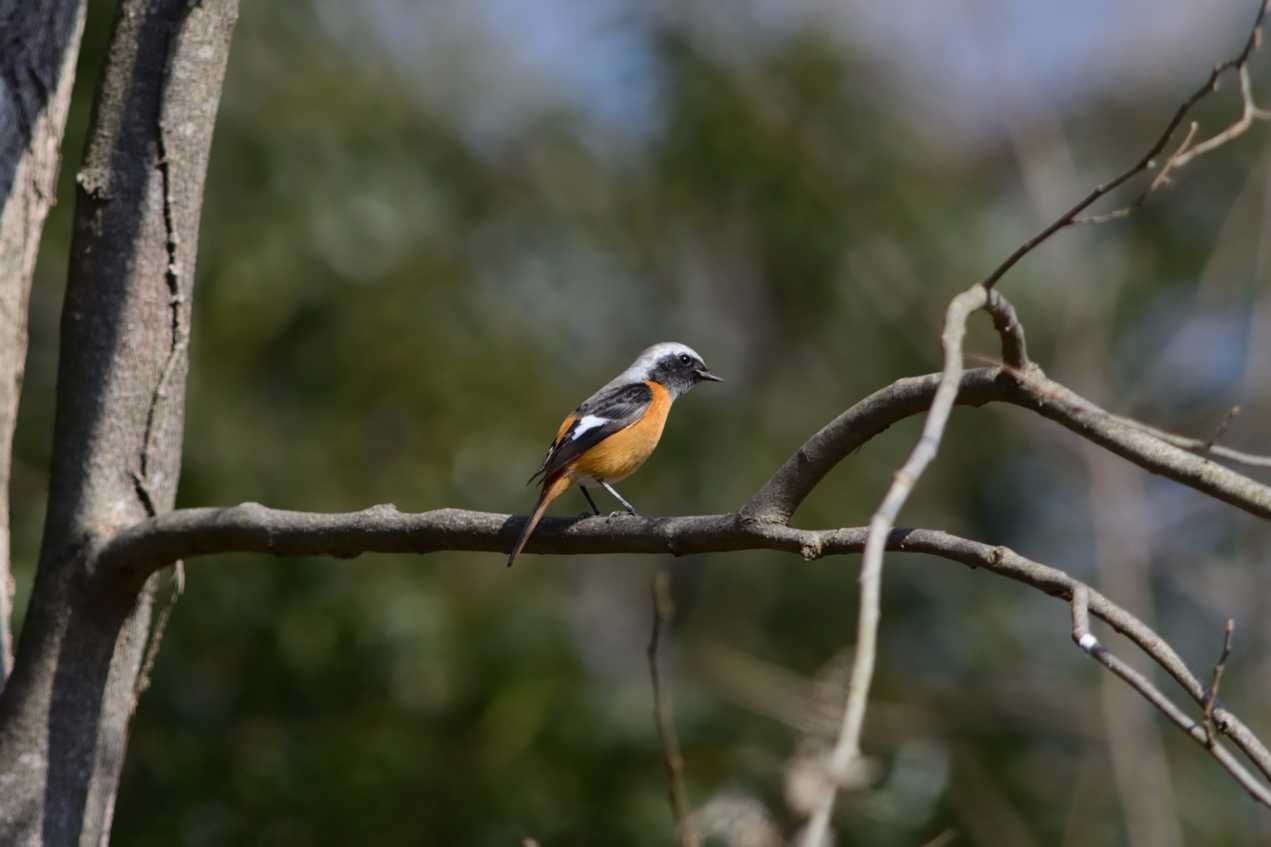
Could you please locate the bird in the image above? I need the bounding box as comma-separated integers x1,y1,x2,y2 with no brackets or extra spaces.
506,341,722,567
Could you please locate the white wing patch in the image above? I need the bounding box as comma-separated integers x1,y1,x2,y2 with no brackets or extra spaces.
568,414,609,441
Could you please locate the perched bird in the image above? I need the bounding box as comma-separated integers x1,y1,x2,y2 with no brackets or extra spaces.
507,342,722,566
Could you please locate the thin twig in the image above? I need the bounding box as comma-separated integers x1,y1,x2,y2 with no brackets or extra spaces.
1070,588,1271,806
1172,64,1271,168
1204,406,1242,452
1075,122,1200,224
648,570,699,847
1102,409,1271,469
1203,619,1236,745
1080,427,1183,846
1079,57,1271,223
983,0,1270,283
800,284,991,847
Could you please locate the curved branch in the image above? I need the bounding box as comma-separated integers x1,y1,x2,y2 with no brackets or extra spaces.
745,365,1271,527
746,288,1032,527
740,368,1013,525
1008,371,1271,519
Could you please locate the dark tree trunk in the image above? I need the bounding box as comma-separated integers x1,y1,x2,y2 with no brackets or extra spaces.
0,0,88,685
0,2,237,844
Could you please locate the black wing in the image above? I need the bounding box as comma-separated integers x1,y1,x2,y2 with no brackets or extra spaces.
530,382,653,485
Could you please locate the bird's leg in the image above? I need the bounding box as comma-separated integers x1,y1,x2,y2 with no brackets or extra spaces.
579,485,601,516
600,481,641,516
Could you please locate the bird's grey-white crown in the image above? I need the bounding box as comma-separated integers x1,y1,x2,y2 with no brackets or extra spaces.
580,341,717,409
620,341,705,382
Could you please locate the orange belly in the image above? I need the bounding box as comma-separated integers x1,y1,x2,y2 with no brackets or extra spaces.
569,381,670,483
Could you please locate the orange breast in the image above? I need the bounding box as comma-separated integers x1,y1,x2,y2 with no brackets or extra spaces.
569,381,671,483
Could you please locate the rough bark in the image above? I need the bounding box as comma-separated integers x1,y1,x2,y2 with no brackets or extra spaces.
0,1,237,845
0,0,88,685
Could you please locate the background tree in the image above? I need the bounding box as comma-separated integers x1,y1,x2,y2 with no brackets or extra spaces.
3,1,1271,845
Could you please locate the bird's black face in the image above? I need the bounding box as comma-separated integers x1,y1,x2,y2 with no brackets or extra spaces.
650,350,722,396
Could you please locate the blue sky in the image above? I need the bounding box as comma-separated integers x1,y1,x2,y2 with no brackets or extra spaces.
317,0,1260,147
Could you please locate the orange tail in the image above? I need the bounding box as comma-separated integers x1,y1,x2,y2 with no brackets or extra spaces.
507,474,571,567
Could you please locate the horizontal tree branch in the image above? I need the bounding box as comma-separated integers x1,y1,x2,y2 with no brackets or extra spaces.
103,359,1271,576
95,501,1271,803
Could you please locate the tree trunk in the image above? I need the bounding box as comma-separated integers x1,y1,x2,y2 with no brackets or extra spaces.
0,0,88,685
0,2,237,844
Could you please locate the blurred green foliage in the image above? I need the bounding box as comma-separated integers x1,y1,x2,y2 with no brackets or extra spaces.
13,2,1271,845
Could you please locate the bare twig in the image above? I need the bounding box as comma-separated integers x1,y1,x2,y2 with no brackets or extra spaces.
1070,587,1271,806
994,368,1271,519
1204,406,1242,452
1079,58,1271,223
648,570,699,847
1103,409,1271,469
799,284,992,847
1075,122,1200,224
1172,64,1271,167
1082,438,1182,846
1203,619,1236,744
984,0,1270,284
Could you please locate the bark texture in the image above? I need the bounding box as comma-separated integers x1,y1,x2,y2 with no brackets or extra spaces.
0,0,88,684
0,1,237,844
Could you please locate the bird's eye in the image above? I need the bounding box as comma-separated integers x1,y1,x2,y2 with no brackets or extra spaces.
678,353,691,365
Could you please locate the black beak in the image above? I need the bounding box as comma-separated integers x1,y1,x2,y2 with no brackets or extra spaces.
696,368,723,383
